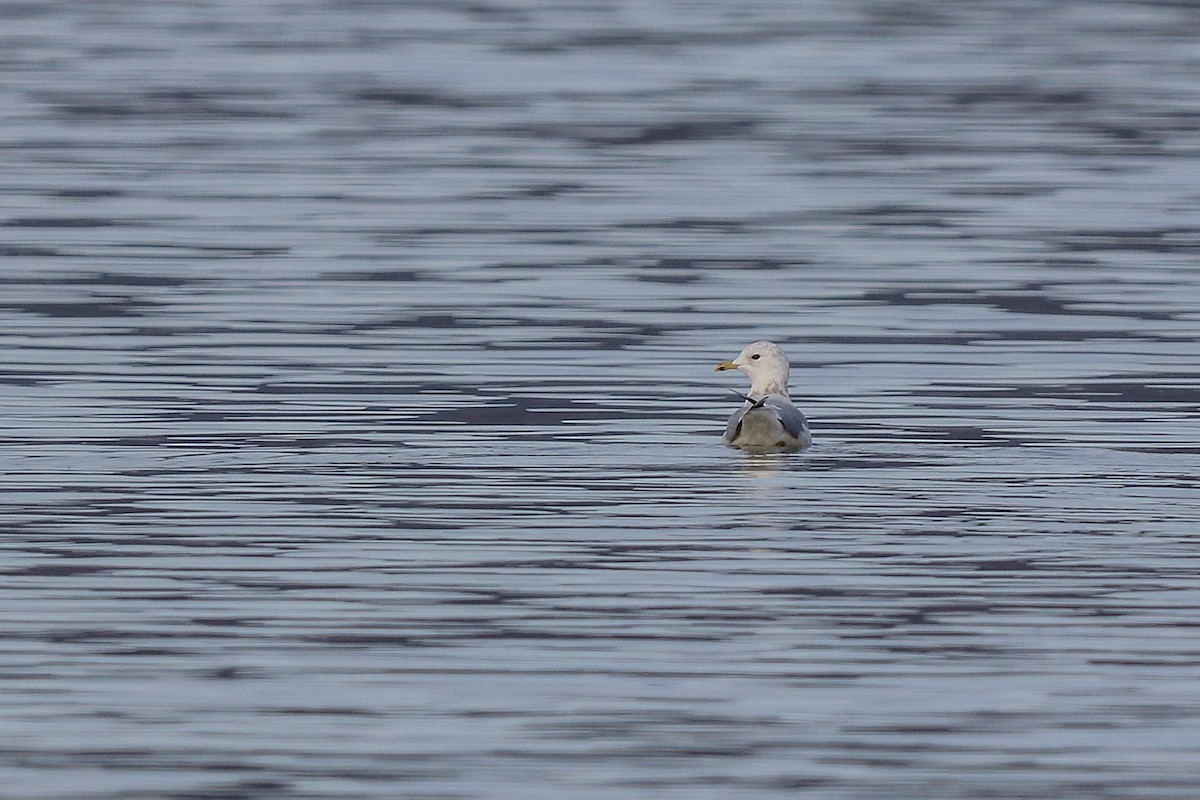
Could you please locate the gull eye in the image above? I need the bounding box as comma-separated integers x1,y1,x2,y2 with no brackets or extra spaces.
750,353,761,360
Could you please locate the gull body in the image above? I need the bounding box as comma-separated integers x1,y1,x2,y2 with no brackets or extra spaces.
715,341,810,453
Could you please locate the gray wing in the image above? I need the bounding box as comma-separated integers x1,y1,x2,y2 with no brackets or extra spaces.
723,401,753,442
761,394,809,439
724,393,808,442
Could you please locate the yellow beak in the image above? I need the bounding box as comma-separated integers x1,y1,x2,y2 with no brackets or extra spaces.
714,360,737,372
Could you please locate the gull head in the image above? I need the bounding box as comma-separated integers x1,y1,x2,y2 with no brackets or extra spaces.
715,340,791,396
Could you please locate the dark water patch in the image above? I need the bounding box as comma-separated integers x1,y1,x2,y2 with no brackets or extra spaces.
977,328,1176,342
373,224,584,241
520,22,829,53
464,182,589,200
11,243,289,259
314,267,422,283
971,558,1038,572
254,381,412,396
644,257,792,271
949,183,1059,197
53,188,127,198
1054,228,1200,254
583,118,758,146
803,334,972,346
2,296,162,318
518,332,655,349
634,271,704,285
417,398,605,428
119,243,290,258
1073,121,1160,145
334,312,473,331
827,204,965,228
264,706,382,717
336,311,670,342
7,563,111,577
615,217,750,232
40,89,294,120
862,286,1176,321
0,372,44,386
919,425,1025,445
296,634,426,648
351,87,506,109
0,245,59,256
4,216,120,228
0,271,198,288
946,84,1097,110
926,378,1199,405
1027,381,1198,405
823,134,973,159
100,647,194,658
256,379,467,396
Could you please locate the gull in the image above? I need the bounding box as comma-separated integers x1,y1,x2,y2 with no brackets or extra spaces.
715,340,811,452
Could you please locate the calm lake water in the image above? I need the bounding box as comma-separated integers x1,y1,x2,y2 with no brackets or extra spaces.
2,1,1200,798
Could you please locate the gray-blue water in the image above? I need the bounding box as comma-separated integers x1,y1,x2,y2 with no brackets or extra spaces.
3,2,1200,798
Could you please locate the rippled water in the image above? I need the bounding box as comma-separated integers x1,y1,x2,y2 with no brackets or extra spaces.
3,1,1200,798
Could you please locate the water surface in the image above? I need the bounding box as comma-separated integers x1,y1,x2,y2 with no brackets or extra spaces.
3,1,1200,798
